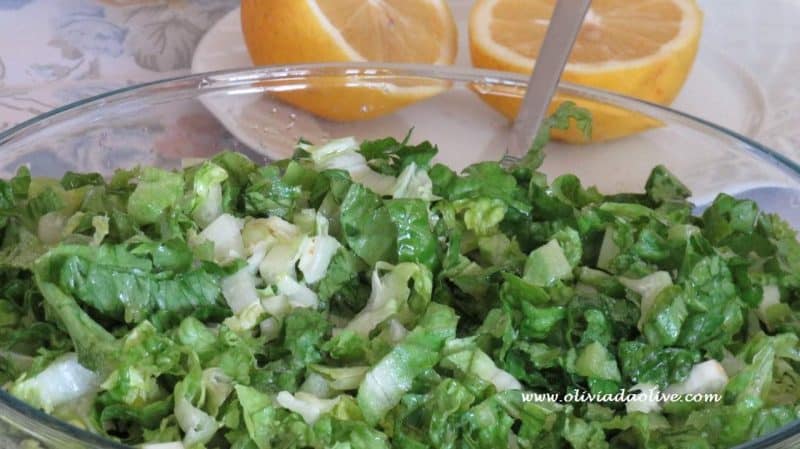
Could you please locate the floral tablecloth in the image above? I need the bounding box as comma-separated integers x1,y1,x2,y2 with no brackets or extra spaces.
0,0,238,130
0,0,799,160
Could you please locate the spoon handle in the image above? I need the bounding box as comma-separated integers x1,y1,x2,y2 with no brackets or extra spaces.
509,0,592,156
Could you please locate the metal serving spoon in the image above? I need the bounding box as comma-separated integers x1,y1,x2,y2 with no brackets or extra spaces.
502,0,800,229
500,0,800,229
506,0,592,159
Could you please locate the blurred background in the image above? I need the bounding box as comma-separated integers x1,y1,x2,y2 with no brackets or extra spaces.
0,0,797,158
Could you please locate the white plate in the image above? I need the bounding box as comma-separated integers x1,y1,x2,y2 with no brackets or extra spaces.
190,5,772,195
192,6,766,136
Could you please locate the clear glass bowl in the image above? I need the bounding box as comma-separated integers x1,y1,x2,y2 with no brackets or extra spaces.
0,63,799,449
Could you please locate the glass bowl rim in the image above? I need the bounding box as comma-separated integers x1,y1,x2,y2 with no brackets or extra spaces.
0,61,799,449
1,62,799,180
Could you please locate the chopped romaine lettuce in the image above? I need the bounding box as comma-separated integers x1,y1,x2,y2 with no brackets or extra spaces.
10,353,100,412
1,105,799,449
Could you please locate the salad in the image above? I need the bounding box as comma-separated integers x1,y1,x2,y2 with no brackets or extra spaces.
1,103,800,449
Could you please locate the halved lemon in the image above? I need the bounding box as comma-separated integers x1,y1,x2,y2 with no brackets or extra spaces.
469,0,703,143
241,0,457,121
